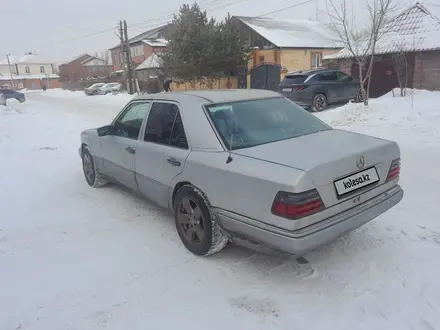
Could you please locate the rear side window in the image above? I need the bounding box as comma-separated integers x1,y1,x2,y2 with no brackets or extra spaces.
280,75,307,85
144,102,188,149
318,72,338,81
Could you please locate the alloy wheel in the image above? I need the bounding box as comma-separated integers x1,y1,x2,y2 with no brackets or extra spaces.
177,197,205,244
314,94,326,112
82,152,95,184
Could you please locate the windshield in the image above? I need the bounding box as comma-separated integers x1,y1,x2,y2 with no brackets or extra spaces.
206,97,332,150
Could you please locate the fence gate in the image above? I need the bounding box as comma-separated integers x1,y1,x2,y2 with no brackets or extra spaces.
236,67,248,89
250,64,281,91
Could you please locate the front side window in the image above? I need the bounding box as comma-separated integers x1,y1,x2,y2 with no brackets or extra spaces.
206,97,331,150
144,102,188,148
113,102,150,139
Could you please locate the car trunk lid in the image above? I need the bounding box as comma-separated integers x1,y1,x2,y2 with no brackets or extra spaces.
232,129,399,207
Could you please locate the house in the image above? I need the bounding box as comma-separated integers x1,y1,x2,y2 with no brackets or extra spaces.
59,54,112,82
232,16,342,71
0,53,55,76
0,52,59,90
109,24,169,72
323,2,440,97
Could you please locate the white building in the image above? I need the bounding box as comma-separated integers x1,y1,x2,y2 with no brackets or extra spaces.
0,53,55,76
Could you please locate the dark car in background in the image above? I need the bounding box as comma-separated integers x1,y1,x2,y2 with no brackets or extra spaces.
279,69,362,112
0,89,26,103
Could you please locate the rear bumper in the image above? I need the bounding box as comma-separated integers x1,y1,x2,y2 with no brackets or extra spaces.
280,93,313,107
216,185,404,256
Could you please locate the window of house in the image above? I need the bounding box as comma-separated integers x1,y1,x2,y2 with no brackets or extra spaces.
40,66,45,73
25,66,30,73
113,102,151,140
259,55,265,63
311,53,322,69
144,102,188,149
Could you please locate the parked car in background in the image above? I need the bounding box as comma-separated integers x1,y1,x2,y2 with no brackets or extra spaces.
79,90,403,258
0,92,6,106
279,69,362,112
0,89,26,103
98,83,121,95
84,83,105,96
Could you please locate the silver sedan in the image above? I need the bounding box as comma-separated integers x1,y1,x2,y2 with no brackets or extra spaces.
79,90,403,256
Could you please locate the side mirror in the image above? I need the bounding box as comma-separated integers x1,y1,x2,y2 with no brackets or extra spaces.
97,125,114,137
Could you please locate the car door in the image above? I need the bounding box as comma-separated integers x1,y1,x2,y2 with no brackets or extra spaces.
317,71,340,103
336,71,359,101
135,101,190,208
100,101,151,191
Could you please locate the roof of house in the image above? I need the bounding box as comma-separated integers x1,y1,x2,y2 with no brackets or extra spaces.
81,57,110,66
110,24,169,50
233,16,343,49
0,54,53,65
135,53,163,70
60,54,92,66
142,38,168,47
324,2,440,60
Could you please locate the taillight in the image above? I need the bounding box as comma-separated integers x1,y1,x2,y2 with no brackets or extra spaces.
295,86,307,91
386,158,401,182
271,189,325,220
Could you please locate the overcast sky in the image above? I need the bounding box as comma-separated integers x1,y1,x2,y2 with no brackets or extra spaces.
0,0,432,65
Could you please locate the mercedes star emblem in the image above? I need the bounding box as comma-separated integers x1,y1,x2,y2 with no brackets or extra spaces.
357,156,365,169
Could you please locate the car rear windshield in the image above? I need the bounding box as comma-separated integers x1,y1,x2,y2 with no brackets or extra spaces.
205,97,331,150
280,75,307,85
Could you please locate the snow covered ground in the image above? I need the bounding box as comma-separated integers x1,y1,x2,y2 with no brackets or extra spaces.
1,89,439,330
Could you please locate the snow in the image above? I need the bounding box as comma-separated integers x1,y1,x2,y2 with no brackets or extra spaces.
234,16,343,49
142,38,168,47
1,89,440,329
135,53,163,70
325,3,440,59
0,74,60,80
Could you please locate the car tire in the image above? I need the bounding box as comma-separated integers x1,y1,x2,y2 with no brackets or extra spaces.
81,146,107,188
174,185,228,256
312,93,327,112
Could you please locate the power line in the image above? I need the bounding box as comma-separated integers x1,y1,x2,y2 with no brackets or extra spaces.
257,0,315,17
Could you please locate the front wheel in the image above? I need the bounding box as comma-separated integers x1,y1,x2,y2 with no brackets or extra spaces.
82,147,107,188
174,185,228,256
312,93,327,112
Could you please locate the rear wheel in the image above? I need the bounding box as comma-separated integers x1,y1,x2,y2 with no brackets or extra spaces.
174,185,228,256
313,93,327,112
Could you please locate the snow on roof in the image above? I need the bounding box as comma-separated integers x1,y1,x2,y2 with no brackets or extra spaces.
0,56,19,65
110,24,169,49
135,53,163,70
0,74,59,80
324,3,440,60
234,16,343,49
16,54,53,64
142,38,168,47
81,57,110,66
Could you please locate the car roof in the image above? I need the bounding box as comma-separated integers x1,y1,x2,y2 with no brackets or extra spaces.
285,68,337,76
132,89,281,103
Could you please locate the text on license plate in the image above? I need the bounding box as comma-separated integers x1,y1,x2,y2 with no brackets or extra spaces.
282,88,292,92
334,167,379,196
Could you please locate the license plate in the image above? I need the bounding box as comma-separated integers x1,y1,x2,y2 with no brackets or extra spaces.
334,167,379,196
282,88,292,92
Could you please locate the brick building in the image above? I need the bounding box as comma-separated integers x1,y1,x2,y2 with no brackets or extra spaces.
323,3,440,97
109,25,169,72
59,54,112,82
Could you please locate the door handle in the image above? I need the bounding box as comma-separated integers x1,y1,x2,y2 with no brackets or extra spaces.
125,146,136,154
167,158,181,167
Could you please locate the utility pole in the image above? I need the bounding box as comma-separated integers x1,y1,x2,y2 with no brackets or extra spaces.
6,54,14,88
123,20,134,94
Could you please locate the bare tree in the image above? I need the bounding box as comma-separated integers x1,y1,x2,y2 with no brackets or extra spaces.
326,0,396,106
